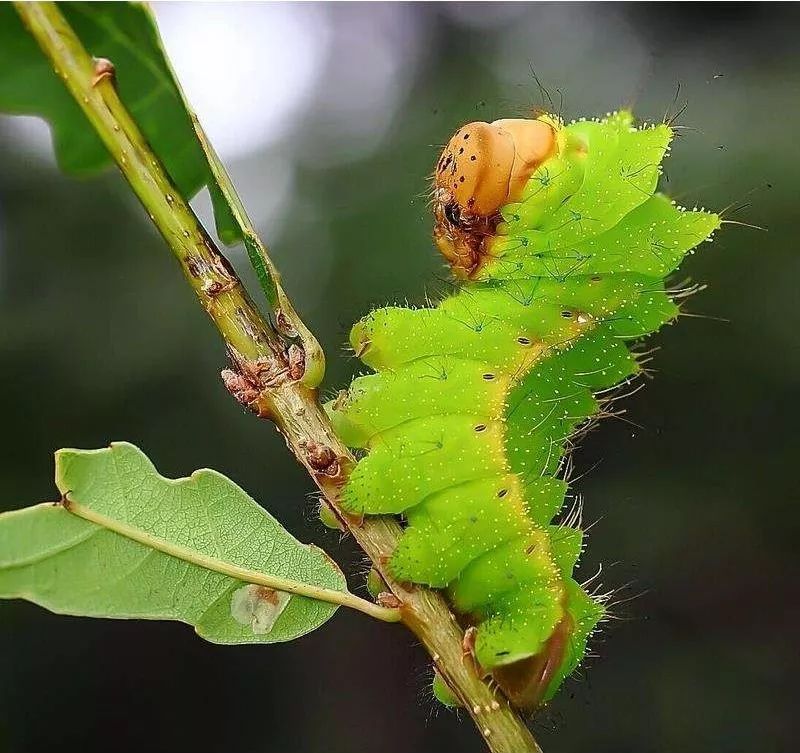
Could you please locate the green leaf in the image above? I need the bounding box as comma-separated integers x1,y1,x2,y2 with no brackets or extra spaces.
0,2,238,242
0,442,349,643
0,2,326,386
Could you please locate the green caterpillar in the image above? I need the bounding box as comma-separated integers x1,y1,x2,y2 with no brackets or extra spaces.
326,110,719,709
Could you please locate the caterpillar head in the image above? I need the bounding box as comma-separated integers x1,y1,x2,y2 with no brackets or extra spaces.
433,116,556,277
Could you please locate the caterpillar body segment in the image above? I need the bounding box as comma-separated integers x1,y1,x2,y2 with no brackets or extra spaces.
326,111,719,710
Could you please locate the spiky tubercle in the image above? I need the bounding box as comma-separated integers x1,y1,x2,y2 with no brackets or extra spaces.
326,111,719,709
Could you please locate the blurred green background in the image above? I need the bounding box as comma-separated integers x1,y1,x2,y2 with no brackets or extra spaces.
0,3,797,752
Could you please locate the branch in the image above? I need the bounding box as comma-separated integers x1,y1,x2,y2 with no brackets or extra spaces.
15,4,542,751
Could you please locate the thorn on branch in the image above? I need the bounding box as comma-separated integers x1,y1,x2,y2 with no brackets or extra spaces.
299,439,341,478
91,57,115,87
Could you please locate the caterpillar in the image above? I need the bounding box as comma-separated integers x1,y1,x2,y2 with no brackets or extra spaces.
326,110,719,710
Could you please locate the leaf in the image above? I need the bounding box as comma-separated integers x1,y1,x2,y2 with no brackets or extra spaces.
0,3,325,385
0,442,348,643
0,2,237,242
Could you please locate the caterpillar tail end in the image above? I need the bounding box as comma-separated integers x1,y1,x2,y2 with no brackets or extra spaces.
492,615,574,710
490,581,604,710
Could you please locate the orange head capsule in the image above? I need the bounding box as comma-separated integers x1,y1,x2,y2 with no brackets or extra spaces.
433,116,556,277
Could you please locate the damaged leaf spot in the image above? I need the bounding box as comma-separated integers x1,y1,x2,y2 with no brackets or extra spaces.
230,583,291,635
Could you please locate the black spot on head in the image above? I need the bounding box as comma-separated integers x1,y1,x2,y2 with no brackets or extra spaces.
444,202,462,227
470,155,477,161
463,133,470,140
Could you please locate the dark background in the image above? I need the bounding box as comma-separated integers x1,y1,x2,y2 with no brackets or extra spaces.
1,3,797,752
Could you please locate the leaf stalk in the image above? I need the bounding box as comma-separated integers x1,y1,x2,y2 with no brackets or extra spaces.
60,497,400,623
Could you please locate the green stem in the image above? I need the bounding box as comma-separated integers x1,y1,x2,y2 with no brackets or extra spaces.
62,497,400,623
15,4,543,752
